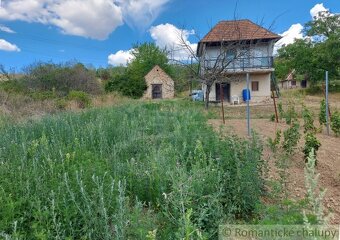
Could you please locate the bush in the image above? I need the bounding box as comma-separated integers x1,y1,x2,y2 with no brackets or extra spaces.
319,99,327,126
105,74,147,99
302,106,316,133
21,62,102,95
282,122,301,154
331,111,340,136
284,103,298,125
67,90,91,108
303,132,321,163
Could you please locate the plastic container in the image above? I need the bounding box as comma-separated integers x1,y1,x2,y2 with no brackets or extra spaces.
242,89,251,101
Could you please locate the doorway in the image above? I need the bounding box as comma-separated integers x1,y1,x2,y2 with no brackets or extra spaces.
215,83,230,102
152,84,163,99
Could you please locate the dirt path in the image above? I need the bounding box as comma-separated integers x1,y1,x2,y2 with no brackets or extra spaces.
208,118,340,224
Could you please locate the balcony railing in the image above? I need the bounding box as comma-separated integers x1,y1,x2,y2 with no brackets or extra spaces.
203,56,274,71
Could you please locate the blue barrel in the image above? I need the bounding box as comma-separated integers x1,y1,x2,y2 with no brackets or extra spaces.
242,89,251,101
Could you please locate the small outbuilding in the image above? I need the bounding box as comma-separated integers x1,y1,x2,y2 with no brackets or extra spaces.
143,65,175,99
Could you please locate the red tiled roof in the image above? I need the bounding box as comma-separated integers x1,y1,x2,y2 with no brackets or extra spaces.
200,19,281,43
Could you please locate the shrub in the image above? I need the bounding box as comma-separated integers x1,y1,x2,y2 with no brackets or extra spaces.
282,122,301,154
55,98,68,110
302,106,316,133
67,90,91,108
278,101,284,120
303,132,321,163
331,111,340,136
268,130,281,153
284,102,298,125
105,74,147,99
22,62,102,95
319,99,327,126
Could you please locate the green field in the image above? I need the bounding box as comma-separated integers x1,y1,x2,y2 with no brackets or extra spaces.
0,101,265,239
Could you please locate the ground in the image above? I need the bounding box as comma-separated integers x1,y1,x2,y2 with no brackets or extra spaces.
208,91,340,224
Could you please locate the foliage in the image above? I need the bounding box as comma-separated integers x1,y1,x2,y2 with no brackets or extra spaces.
277,101,284,120
276,10,340,85
284,103,298,125
319,99,327,126
303,150,329,225
331,111,340,136
21,62,102,95
105,43,172,98
282,122,301,155
67,90,91,108
267,130,281,153
303,133,321,164
0,101,266,238
302,106,316,133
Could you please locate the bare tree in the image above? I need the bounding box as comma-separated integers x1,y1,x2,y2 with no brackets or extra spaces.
173,19,280,109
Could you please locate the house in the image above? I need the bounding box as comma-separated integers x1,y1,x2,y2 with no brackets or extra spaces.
197,19,281,103
280,70,309,90
143,65,175,99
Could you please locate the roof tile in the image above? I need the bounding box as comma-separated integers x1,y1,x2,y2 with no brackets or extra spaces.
200,19,281,42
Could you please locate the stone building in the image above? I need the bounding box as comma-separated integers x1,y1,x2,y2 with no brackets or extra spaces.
143,65,175,99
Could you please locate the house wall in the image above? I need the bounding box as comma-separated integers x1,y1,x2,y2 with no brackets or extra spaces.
203,73,271,103
143,67,175,99
280,80,309,90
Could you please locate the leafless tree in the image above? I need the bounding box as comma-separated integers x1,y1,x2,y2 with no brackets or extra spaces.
172,19,279,109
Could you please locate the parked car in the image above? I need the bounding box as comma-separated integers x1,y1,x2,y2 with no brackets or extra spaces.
190,90,204,101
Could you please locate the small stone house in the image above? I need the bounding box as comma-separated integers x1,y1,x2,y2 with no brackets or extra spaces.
143,65,175,99
280,70,308,90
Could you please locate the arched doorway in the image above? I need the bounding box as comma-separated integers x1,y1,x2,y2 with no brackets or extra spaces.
152,84,163,99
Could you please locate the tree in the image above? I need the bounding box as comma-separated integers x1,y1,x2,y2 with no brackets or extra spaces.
276,10,340,85
105,43,173,98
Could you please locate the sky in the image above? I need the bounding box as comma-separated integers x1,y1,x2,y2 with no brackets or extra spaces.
0,0,339,71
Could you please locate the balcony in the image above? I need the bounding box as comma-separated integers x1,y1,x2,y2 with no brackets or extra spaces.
203,56,274,72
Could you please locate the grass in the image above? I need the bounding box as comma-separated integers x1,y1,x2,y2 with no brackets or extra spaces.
0,100,266,239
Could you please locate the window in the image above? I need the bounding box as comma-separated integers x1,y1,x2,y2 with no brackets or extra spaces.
251,81,259,91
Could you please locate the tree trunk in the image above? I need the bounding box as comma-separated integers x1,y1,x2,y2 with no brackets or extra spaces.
205,85,211,109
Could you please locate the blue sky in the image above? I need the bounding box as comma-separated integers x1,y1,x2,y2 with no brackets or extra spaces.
0,0,339,71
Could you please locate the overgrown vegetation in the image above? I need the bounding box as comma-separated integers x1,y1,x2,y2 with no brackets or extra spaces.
0,101,266,239
275,10,340,86
331,111,340,136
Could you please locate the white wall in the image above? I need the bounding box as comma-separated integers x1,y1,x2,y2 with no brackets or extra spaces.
203,73,271,103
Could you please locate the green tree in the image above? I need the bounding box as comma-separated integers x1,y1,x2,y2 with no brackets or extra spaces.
106,43,173,98
276,10,340,85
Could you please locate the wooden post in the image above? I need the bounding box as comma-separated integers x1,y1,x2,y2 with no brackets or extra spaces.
272,91,279,123
220,83,225,124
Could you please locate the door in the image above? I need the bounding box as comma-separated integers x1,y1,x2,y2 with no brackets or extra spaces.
215,83,230,102
152,84,162,99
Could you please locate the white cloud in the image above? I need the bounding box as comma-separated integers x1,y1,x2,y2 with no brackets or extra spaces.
108,23,197,65
310,3,328,18
149,23,197,60
0,25,15,33
275,23,304,51
108,50,133,66
0,39,20,52
118,0,171,31
0,0,170,40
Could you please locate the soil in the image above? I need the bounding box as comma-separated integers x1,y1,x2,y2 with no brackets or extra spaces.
208,117,340,224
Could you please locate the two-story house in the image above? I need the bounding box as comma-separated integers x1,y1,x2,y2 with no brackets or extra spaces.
197,19,281,103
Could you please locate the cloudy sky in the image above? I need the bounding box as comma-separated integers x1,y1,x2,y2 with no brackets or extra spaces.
0,0,339,69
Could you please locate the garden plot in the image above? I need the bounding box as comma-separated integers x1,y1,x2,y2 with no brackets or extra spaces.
208,117,340,224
